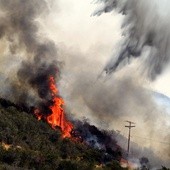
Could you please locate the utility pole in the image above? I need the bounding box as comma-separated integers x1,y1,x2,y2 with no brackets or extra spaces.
125,121,135,155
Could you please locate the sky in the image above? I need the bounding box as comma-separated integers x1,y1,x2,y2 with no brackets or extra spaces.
40,0,170,97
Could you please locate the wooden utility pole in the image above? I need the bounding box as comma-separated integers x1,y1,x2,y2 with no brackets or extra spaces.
125,121,135,155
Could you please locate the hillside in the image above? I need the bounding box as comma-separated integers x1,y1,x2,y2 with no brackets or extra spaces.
0,98,169,170
0,99,127,170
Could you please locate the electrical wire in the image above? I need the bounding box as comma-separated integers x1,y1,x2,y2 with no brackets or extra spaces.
131,135,170,146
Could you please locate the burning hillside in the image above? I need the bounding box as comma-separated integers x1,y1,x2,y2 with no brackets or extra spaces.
0,97,168,169
0,97,127,169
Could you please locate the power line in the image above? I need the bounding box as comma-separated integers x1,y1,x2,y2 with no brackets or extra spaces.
131,135,170,146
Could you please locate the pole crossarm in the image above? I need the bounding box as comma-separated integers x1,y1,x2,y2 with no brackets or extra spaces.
125,126,135,128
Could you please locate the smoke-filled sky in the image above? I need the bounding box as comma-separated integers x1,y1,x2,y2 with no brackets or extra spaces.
41,0,170,97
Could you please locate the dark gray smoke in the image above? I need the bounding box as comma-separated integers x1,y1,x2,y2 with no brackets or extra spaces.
94,0,170,80
0,0,60,114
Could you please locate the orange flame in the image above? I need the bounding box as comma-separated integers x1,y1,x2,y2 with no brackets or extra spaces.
34,76,73,138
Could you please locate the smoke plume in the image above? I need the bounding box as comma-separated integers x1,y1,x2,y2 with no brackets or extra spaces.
57,45,170,165
0,0,60,115
94,0,170,80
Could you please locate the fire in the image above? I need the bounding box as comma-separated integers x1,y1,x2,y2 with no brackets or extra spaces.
34,76,73,138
